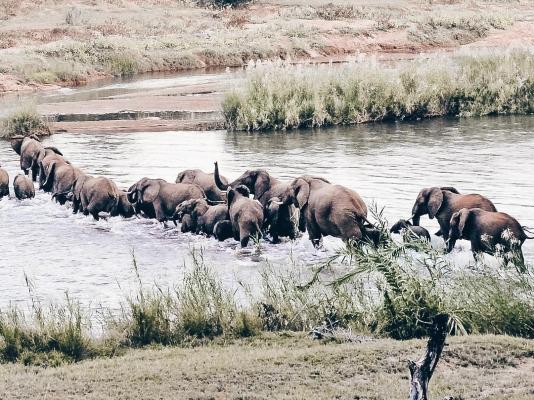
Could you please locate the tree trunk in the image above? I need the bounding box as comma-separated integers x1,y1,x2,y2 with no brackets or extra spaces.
408,313,449,400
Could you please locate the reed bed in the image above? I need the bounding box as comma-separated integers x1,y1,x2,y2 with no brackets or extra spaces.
223,48,534,130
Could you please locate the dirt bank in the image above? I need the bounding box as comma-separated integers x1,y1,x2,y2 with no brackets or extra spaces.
0,333,532,399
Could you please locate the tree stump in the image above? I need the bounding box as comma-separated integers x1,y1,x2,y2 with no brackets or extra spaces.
408,313,449,400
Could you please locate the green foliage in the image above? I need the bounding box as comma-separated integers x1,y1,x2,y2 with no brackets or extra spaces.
223,49,534,131
0,107,50,138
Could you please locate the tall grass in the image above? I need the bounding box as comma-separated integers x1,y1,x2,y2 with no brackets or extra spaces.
223,48,534,130
1,235,532,366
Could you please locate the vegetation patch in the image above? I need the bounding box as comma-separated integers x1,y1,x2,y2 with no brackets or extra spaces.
0,107,50,139
223,48,534,130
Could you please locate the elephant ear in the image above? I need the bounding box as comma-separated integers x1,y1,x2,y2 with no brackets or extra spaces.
427,188,444,219
42,161,56,190
458,209,472,237
254,171,270,200
141,180,160,203
293,178,310,209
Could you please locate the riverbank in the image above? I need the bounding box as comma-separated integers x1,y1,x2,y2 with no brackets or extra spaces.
1,0,533,95
0,333,532,399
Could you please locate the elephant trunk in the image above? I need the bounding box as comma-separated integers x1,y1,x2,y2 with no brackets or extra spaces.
214,162,229,191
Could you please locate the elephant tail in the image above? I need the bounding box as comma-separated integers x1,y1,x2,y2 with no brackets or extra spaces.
522,226,534,239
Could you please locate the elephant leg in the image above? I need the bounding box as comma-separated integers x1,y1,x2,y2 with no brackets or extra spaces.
92,212,100,221
31,164,39,182
435,229,442,237
307,221,322,248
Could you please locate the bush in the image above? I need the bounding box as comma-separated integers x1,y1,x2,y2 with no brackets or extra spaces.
196,0,251,9
0,108,50,138
223,48,534,131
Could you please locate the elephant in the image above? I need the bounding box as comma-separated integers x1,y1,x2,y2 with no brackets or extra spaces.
213,220,234,242
214,162,299,240
38,148,69,192
11,135,63,182
176,169,227,202
174,198,229,236
13,174,35,200
71,175,120,220
226,185,264,247
448,208,532,265
41,160,84,204
263,196,298,243
0,167,9,199
12,135,42,181
127,178,205,224
278,176,369,248
411,186,497,244
111,190,135,218
390,219,431,241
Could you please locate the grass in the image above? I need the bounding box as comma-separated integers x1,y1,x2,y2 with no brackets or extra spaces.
2,218,532,367
222,48,534,130
0,334,532,399
0,0,531,90
0,107,50,138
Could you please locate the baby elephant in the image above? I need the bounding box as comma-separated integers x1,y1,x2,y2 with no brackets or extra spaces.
174,198,229,236
13,174,35,200
390,219,431,241
448,208,532,264
227,185,264,248
213,220,234,242
0,166,9,199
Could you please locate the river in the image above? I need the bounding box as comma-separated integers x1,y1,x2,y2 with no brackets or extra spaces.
1,83,533,312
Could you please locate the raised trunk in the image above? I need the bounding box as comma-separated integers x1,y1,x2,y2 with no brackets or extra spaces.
214,162,229,191
408,313,449,400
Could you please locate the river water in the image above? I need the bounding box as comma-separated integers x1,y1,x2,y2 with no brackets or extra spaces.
0,107,533,311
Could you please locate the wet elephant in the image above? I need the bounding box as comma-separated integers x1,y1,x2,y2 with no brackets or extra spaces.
448,207,532,266
72,175,120,220
226,185,263,247
411,186,497,244
278,176,369,248
41,160,84,204
214,162,298,241
0,166,9,199
390,219,431,241
176,169,227,202
127,177,205,224
13,174,35,200
174,198,229,236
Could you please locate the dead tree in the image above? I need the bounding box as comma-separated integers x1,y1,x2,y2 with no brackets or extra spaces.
408,313,449,400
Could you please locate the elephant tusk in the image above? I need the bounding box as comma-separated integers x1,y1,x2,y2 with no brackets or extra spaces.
273,201,284,205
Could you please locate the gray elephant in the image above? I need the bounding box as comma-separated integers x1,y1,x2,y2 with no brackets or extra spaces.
227,185,264,247
41,160,83,204
72,175,120,220
390,219,431,241
127,178,205,224
214,162,298,241
448,208,532,265
176,169,227,202
263,196,298,243
11,135,43,181
0,166,9,199
411,186,497,244
38,148,70,192
278,176,369,247
213,220,234,242
13,174,35,200
174,198,229,236
111,190,135,218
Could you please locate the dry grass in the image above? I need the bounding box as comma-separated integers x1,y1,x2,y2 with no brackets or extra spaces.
0,0,532,90
0,333,532,399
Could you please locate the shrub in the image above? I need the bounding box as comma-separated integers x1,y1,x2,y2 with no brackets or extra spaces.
223,48,534,131
0,107,51,138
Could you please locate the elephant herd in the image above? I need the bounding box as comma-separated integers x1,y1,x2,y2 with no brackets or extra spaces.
2,135,533,264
